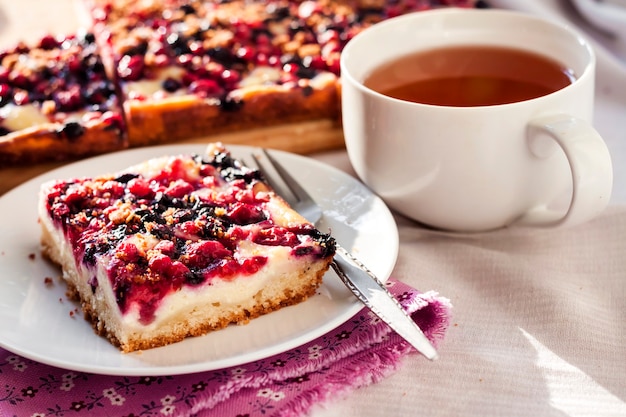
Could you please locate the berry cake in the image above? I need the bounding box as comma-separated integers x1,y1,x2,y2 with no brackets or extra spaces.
0,31,125,164
0,0,475,165
39,143,336,352
86,0,345,147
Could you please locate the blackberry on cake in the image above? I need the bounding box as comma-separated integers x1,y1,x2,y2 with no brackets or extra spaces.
0,31,125,164
39,143,336,352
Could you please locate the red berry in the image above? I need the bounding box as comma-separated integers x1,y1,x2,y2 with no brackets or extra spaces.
154,240,175,256
54,84,84,111
101,180,125,198
253,227,299,246
39,34,60,50
118,55,145,81
189,79,222,97
236,46,255,61
255,53,269,66
13,90,30,105
165,179,194,198
148,252,173,274
303,55,326,70
0,83,11,98
101,111,124,130
167,260,190,280
178,220,201,236
186,240,231,268
220,69,240,85
67,56,84,74
117,241,141,262
127,177,153,198
0,69,10,83
241,256,267,274
282,63,299,74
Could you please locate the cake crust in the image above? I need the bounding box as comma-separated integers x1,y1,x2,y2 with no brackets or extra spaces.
0,120,124,164
124,82,339,147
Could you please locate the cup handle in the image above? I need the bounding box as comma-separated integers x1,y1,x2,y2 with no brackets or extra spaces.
516,114,613,228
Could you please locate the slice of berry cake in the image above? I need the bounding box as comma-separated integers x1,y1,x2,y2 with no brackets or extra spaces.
39,143,335,352
0,31,125,164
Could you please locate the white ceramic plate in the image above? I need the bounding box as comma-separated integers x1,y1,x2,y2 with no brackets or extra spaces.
0,144,398,376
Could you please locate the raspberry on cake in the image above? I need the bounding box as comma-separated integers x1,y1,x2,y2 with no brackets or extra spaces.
0,31,125,164
39,143,336,352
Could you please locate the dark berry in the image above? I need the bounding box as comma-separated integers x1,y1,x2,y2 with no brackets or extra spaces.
294,246,314,256
220,95,244,112
11,74,31,89
81,32,96,44
58,122,85,140
185,270,205,285
166,33,190,55
179,4,195,14
162,77,181,92
266,4,291,20
207,47,236,67
301,85,314,97
115,281,130,309
296,66,317,79
114,173,139,183
85,81,114,105
127,41,149,57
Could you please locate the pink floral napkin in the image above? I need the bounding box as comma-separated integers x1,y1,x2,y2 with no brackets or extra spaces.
0,279,451,417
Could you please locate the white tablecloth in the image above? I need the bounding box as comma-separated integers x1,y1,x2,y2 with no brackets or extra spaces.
311,1,626,416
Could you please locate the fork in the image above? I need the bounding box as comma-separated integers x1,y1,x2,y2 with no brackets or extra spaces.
251,148,439,361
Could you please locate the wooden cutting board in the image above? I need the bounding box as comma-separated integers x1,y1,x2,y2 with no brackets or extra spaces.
0,119,345,196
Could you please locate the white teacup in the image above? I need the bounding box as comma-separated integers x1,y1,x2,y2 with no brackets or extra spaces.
340,8,613,232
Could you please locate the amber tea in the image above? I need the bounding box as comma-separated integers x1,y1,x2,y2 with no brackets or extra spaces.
364,45,576,107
